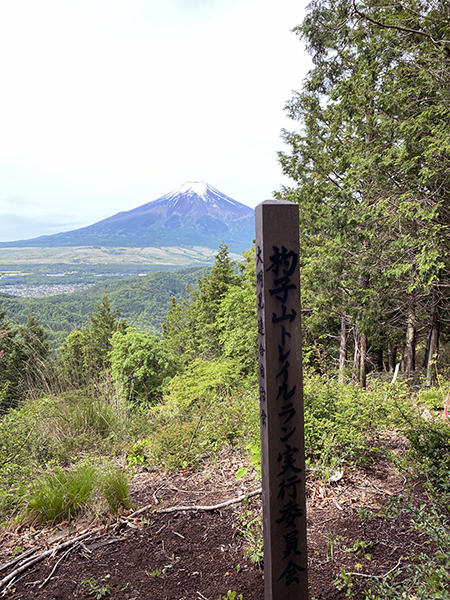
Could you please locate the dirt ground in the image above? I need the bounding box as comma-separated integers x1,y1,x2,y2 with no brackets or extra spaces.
0,434,433,599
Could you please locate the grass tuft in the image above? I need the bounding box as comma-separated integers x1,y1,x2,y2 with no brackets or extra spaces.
25,461,132,525
26,463,97,524
99,468,133,513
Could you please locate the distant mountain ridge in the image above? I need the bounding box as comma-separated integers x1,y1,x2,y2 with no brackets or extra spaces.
0,182,255,253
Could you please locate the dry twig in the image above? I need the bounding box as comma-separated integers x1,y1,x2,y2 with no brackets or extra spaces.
127,487,262,518
0,528,99,591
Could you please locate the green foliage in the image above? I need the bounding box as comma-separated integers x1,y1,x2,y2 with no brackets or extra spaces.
55,393,123,440
0,396,56,496
16,312,50,393
276,0,450,384
217,249,258,376
417,386,448,411
334,567,354,598
236,441,261,480
344,538,372,561
110,329,179,405
163,244,238,362
0,392,131,519
10,545,24,558
0,310,23,409
25,461,131,524
404,417,450,502
126,374,259,470
194,243,238,355
58,296,128,387
303,374,412,470
366,504,450,600
126,438,150,467
28,392,128,465
83,575,112,598
145,417,207,469
0,310,52,410
236,508,263,566
87,297,128,371
166,358,242,411
98,468,132,514
26,463,98,524
217,592,245,600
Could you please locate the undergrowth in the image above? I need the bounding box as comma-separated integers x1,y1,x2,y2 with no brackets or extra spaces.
24,461,132,525
363,391,450,599
303,372,412,475
1,357,449,600
365,503,450,599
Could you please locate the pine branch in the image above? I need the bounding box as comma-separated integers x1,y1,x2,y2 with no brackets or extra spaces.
352,0,450,49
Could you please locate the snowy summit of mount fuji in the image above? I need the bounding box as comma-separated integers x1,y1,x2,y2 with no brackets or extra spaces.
127,181,253,221
0,182,255,253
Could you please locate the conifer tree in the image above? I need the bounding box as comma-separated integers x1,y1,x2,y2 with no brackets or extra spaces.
58,296,128,388
163,244,238,362
277,0,450,382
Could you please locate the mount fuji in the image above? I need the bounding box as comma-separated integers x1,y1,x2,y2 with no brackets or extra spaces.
0,183,255,253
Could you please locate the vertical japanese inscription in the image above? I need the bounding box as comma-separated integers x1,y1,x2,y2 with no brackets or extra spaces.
256,201,308,600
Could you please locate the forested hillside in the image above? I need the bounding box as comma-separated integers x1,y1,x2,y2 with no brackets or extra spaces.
0,266,208,346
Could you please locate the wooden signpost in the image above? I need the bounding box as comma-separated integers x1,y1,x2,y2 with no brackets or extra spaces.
255,200,308,600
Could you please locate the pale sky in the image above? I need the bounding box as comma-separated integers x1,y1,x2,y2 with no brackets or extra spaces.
0,0,311,242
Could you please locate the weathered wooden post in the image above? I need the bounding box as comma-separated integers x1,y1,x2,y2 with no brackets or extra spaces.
255,200,308,599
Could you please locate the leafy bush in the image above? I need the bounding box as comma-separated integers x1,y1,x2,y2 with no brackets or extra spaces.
302,373,412,471
110,329,180,405
404,418,450,502
165,358,243,411
126,373,260,470
417,387,448,411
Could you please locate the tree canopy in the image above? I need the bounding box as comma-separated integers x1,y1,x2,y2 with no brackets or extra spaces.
276,0,450,384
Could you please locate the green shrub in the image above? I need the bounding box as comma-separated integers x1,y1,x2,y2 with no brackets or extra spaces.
404,419,450,501
126,376,260,471
417,387,448,411
110,329,180,405
166,358,242,411
146,416,205,469
302,373,412,470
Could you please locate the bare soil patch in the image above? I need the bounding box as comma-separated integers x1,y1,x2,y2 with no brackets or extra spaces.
0,438,431,599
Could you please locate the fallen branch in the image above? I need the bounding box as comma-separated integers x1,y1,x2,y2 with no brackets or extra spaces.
346,557,403,580
126,487,262,519
0,528,100,591
0,548,37,574
39,547,73,589
155,487,262,514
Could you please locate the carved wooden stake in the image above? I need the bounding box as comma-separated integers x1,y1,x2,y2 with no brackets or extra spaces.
255,200,308,600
